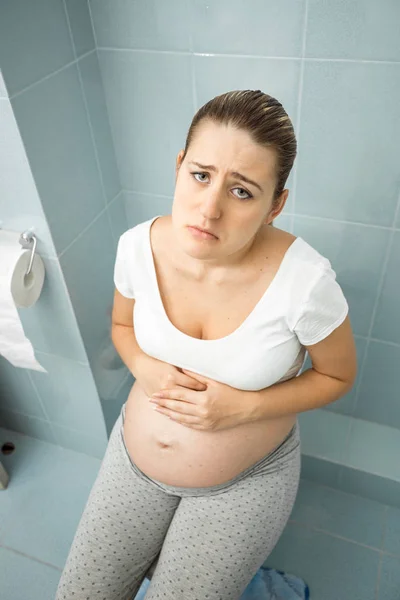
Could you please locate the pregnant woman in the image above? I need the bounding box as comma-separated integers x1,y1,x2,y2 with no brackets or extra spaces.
56,90,357,600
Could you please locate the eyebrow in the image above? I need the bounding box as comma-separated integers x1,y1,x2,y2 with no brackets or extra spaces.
188,161,264,193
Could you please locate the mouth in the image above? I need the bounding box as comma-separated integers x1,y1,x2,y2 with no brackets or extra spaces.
187,225,219,240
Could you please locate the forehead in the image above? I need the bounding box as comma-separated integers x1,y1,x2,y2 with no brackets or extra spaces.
187,120,277,182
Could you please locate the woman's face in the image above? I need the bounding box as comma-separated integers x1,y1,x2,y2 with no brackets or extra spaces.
171,120,289,263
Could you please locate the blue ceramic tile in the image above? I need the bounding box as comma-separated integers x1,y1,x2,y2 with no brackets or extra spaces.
78,51,121,202
291,480,386,549
0,70,8,97
293,217,390,336
65,0,95,58
306,0,400,61
296,62,400,226
0,547,61,600
17,259,87,362
100,372,134,436
0,427,61,533
0,408,56,444
108,192,129,250
346,419,400,481
267,522,380,600
191,0,305,56
123,192,172,227
372,232,400,345
51,424,107,459
91,0,190,51
354,341,400,429
273,214,293,233
0,97,57,258
378,555,400,600
383,507,400,557
298,409,351,463
59,211,115,364
339,466,400,510
99,50,193,196
300,456,341,488
11,64,105,254
1,437,100,567
28,354,107,438
0,0,74,96
0,357,46,419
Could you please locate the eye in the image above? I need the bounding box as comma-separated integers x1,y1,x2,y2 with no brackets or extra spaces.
192,172,209,183
232,187,252,200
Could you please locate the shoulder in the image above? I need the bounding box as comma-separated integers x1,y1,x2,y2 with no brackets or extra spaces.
258,225,330,273
118,216,161,255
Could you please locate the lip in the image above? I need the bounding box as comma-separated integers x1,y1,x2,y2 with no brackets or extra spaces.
187,225,219,240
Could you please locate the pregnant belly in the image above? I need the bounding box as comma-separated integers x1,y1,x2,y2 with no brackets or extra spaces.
123,381,296,488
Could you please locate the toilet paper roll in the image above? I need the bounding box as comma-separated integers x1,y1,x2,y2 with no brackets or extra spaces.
0,230,47,372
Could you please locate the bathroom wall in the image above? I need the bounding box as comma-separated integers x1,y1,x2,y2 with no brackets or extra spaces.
90,0,400,431
0,69,107,456
0,0,131,450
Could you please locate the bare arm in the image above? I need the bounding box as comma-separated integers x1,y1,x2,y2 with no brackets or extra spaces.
110,288,143,377
246,315,357,421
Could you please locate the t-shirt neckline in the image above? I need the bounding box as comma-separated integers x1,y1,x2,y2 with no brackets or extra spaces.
144,215,302,344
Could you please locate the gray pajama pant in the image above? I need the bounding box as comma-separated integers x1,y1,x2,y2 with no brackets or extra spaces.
56,404,301,600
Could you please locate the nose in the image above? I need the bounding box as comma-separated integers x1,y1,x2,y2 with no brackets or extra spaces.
199,188,222,220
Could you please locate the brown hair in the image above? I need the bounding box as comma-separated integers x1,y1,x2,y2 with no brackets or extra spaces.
182,90,297,211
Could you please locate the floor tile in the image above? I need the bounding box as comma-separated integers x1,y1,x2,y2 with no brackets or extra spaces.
267,522,380,600
383,507,400,556
0,547,60,600
0,428,100,568
291,480,386,549
378,554,400,600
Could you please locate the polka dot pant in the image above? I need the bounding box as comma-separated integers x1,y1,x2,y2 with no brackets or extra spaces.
55,412,300,599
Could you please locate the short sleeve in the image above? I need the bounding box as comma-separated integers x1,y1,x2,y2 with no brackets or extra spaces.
292,265,349,346
113,233,135,299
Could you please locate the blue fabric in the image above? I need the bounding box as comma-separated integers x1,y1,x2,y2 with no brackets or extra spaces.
133,566,309,600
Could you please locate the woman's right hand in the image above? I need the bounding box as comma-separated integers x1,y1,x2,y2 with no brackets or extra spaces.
133,353,207,398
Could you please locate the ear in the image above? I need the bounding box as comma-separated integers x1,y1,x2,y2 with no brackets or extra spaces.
265,189,289,224
175,150,185,179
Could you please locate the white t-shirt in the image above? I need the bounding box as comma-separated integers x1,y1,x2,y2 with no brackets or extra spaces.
114,216,349,392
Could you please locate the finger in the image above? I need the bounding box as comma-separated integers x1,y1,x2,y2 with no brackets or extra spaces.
177,373,207,391
163,374,205,392
181,369,210,385
154,406,204,428
151,398,197,415
153,388,190,403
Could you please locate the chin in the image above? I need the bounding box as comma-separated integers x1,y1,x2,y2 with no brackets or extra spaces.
178,227,218,259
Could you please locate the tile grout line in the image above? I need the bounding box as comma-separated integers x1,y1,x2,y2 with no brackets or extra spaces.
0,407,107,441
0,544,62,572
375,552,384,600
57,190,121,259
289,520,383,553
62,0,117,247
87,0,99,49
94,47,400,65
351,184,400,416
186,0,197,114
290,0,309,232
9,49,96,100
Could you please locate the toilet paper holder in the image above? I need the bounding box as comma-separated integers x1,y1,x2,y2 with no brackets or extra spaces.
0,226,38,277
19,230,37,277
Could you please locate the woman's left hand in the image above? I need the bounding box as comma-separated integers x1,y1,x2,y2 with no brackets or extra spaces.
149,369,253,431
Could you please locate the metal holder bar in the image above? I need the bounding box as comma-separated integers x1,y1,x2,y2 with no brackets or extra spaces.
18,231,37,277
